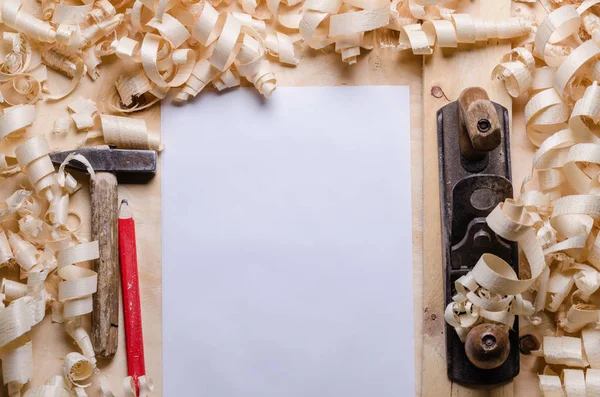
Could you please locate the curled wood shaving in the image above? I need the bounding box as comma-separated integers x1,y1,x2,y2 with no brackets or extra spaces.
64,352,94,387
56,152,95,192
492,60,532,98
15,135,58,199
10,227,42,267
539,374,565,397
555,39,600,96
543,336,589,367
534,4,581,66
41,47,86,100
0,155,20,177
561,303,599,333
1,279,27,301
0,74,42,105
398,14,533,55
0,231,14,266
265,31,300,66
0,104,35,141
100,114,161,150
42,47,79,78
65,320,95,365
111,69,162,113
563,369,587,396
1,339,33,396
524,88,570,147
58,262,97,318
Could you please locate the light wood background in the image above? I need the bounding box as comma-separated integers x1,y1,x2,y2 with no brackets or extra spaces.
0,0,549,395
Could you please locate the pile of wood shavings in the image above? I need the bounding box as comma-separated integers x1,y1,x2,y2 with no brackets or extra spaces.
445,1,600,394
0,0,539,396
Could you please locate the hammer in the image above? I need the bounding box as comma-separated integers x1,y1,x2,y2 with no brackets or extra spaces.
50,148,157,358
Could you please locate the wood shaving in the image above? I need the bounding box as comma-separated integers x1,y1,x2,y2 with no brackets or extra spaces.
492,60,532,98
265,31,300,65
543,335,590,366
41,47,86,100
100,114,161,150
68,96,97,131
63,352,94,387
15,135,58,198
0,104,35,141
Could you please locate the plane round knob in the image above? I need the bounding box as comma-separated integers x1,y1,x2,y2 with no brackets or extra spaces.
464,323,510,369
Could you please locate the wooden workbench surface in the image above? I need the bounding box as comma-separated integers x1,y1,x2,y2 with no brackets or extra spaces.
0,0,548,395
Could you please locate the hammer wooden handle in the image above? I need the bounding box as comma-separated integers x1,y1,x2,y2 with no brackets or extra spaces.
91,172,119,358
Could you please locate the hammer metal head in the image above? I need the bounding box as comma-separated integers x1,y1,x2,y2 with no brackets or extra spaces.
49,148,157,183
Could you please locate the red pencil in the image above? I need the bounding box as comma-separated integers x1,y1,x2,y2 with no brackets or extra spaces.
118,199,146,396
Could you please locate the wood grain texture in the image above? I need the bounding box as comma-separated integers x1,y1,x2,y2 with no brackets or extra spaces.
91,171,120,358
489,383,515,397
0,2,549,393
421,0,514,395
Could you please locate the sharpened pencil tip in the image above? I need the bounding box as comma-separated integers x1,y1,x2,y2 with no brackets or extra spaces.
119,199,132,219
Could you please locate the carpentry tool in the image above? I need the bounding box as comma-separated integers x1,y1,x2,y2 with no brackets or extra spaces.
438,87,518,384
119,199,146,396
49,148,157,358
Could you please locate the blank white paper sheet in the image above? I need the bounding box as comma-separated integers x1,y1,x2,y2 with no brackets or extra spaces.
162,86,415,397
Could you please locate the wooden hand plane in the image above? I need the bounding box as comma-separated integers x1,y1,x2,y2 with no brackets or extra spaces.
438,87,519,384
